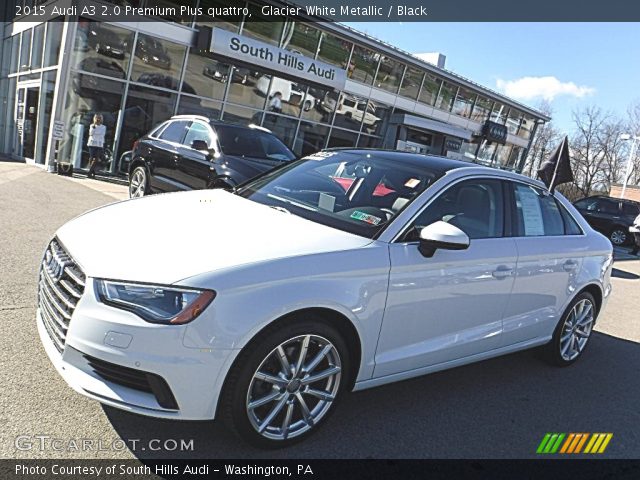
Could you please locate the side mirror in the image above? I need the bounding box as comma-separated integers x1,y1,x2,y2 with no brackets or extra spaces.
418,221,470,258
191,139,209,152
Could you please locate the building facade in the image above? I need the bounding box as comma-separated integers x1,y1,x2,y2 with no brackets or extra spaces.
1,0,550,177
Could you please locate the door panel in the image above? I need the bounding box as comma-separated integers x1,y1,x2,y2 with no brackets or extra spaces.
376,238,517,377
149,120,190,192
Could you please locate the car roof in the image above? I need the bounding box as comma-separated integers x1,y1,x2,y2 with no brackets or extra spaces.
170,115,271,133
579,195,640,205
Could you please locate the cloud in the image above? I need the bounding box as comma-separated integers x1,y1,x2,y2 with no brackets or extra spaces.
495,76,595,101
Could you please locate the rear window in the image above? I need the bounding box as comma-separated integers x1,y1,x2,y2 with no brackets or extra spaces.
622,202,640,216
159,121,190,144
215,126,295,162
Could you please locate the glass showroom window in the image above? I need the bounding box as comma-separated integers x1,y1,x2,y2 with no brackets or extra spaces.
317,32,352,70
8,35,20,74
399,66,423,101
281,22,321,58
31,23,44,70
227,68,270,111
263,114,299,151
298,84,334,123
327,128,359,149
43,18,64,67
506,109,522,135
434,81,457,112
452,87,476,118
198,0,243,33
265,75,312,119
131,33,187,90
518,115,536,139
242,3,284,46
295,121,329,157
490,102,509,124
73,20,132,81
418,73,442,106
506,146,524,170
332,93,366,132
361,101,391,136
357,134,383,149
177,96,222,120
470,95,492,123
60,73,124,170
222,103,263,126
350,44,379,85
35,71,56,165
492,144,511,168
375,56,404,94
183,42,229,100
19,29,32,71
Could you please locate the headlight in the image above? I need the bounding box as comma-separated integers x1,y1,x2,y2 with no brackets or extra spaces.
95,280,215,325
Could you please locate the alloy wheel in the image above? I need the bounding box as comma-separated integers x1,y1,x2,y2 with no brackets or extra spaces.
129,168,146,198
610,229,626,245
246,334,342,441
559,298,594,361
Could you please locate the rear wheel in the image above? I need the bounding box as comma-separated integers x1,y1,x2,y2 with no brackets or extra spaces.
129,166,148,198
221,316,349,448
543,292,597,366
610,227,627,246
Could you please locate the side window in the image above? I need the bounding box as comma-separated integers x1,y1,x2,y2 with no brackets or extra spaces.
512,183,564,236
402,179,504,241
183,122,212,149
622,202,640,216
558,203,583,235
159,120,190,144
597,199,619,214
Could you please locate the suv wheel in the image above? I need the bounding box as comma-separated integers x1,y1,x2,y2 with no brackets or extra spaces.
543,292,597,366
221,316,349,448
129,166,148,198
610,227,627,246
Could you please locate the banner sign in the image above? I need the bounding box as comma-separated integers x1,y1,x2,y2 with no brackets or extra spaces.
209,27,347,91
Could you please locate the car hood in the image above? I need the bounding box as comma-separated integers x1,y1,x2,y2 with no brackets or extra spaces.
56,189,372,285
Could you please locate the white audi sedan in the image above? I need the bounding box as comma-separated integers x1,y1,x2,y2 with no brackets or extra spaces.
37,149,613,447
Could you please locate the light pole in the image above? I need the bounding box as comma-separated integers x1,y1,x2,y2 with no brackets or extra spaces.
620,133,640,199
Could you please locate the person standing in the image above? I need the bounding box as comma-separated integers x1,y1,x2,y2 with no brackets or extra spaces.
87,114,106,179
269,92,283,113
630,213,640,256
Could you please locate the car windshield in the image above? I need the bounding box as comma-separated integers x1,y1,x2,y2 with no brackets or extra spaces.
237,151,445,238
215,126,296,162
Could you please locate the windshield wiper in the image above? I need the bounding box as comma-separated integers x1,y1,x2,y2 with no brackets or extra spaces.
266,193,318,212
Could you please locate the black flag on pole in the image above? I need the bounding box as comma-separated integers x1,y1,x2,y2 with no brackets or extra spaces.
537,136,573,192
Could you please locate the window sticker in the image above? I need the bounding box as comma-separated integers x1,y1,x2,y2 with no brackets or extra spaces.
405,178,421,189
517,186,545,236
305,151,337,161
319,193,336,212
350,210,382,225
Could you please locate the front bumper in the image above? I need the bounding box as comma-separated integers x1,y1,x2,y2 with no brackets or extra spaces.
37,279,238,420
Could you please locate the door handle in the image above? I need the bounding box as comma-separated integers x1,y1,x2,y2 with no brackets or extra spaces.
563,260,579,272
492,266,513,279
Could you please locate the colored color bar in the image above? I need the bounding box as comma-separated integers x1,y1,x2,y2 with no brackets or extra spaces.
584,434,598,453
550,433,566,453
544,434,559,453
560,433,575,454
598,434,613,453
590,434,606,453
574,433,588,453
567,434,582,453
537,433,552,454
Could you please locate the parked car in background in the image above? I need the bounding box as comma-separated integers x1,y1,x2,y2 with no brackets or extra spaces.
128,115,296,198
573,195,640,246
134,34,171,69
255,76,317,112
38,150,612,447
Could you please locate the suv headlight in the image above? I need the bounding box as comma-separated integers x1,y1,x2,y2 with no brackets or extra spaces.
95,279,215,325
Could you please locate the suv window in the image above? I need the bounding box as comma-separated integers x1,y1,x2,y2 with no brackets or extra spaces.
622,202,640,216
513,183,564,236
597,199,619,214
183,122,212,149
159,120,189,144
216,126,295,161
403,179,504,241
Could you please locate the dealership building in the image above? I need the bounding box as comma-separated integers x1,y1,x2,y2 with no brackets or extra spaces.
0,1,550,177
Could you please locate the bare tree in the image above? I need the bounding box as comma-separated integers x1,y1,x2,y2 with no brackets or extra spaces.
522,101,561,178
625,100,640,185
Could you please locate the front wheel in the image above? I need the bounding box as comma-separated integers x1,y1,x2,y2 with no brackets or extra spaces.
129,166,148,198
220,317,349,448
609,227,627,246
543,292,597,366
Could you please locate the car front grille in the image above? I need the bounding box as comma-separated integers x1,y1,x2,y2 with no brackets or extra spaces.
38,238,86,353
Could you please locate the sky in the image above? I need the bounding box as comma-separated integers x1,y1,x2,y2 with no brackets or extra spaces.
346,22,640,135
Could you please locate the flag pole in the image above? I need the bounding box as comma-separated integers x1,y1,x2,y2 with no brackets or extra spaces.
548,136,566,194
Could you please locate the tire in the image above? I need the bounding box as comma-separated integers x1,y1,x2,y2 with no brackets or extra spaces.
129,165,148,198
542,292,597,367
609,227,627,246
220,315,350,448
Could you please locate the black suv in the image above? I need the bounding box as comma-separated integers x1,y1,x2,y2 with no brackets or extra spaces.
128,115,296,198
573,195,640,246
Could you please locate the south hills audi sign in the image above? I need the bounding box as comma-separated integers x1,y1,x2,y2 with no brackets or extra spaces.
208,27,348,90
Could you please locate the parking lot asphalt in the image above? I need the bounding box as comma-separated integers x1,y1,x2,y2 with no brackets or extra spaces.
1,161,639,460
